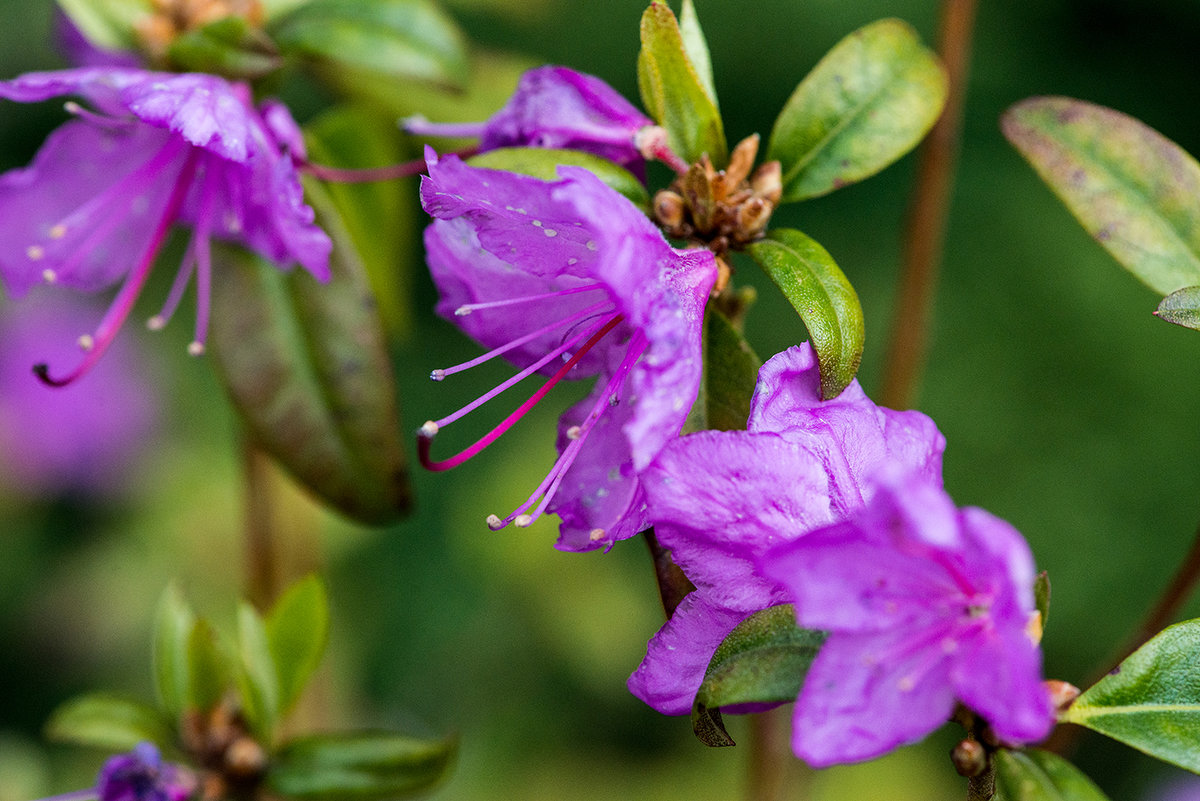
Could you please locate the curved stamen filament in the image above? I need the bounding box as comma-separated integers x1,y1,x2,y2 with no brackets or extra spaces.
297,156,438,184
35,150,197,387
433,298,611,381
402,115,488,140
418,314,625,472
494,330,648,530
454,284,606,316
64,101,134,131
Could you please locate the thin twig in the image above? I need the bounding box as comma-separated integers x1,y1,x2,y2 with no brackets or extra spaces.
967,766,996,801
242,437,277,611
747,707,810,801
879,0,979,410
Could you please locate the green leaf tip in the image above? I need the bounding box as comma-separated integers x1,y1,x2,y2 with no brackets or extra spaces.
993,749,1113,801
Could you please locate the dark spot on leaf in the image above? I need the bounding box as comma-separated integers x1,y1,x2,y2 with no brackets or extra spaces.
1108,666,1121,676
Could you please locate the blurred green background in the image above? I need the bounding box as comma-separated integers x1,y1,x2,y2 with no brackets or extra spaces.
3,0,1200,799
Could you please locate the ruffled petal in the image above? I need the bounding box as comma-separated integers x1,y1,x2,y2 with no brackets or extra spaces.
120,72,255,162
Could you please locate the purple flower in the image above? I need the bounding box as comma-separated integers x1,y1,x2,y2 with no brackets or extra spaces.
54,11,142,69
417,149,716,550
628,344,945,715
0,67,332,385
759,472,1053,766
0,291,158,498
405,66,666,175
96,743,193,801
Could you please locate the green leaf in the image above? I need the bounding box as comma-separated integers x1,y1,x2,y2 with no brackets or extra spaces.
701,306,760,432
1061,618,1200,772
187,618,229,714
746,228,863,399
45,694,170,751
467,147,651,211
152,585,195,721
637,0,727,166
1155,286,1200,331
696,605,825,710
678,0,717,108
269,731,457,800
1003,97,1200,296
56,0,149,52
993,749,1113,801
691,702,736,748
303,106,415,339
208,183,412,526
1034,571,1051,636
767,18,947,203
236,603,281,741
262,0,313,19
270,0,469,90
167,16,283,80
266,575,330,715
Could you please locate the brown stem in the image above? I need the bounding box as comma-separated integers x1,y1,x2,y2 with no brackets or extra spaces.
746,707,809,801
967,765,996,801
242,437,277,611
879,0,979,410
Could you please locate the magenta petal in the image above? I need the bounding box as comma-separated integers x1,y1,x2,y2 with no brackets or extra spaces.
121,73,255,162
792,630,958,767
0,119,173,295
627,592,752,715
954,624,1052,744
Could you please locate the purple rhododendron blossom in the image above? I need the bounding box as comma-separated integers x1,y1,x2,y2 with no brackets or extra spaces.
0,67,331,385
628,344,945,714
759,472,1053,766
0,291,157,498
96,743,193,801
406,66,659,174
418,149,716,550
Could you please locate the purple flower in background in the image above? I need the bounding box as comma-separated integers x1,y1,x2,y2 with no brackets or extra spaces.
0,67,332,385
628,344,945,715
0,291,157,499
760,472,1053,766
406,66,676,175
417,150,716,550
96,743,193,801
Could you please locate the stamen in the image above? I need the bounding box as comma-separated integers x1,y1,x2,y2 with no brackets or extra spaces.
296,156,432,184
64,100,134,131
187,341,205,356
418,314,625,472
433,298,611,381
428,310,615,431
488,330,648,530
402,115,488,140
35,150,196,387
454,283,605,316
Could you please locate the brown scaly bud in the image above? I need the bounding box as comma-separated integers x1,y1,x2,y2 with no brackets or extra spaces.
224,736,269,780
720,134,760,197
735,196,774,242
1045,679,1082,714
950,738,988,778
137,0,265,60
653,190,689,237
750,160,783,206
683,158,717,232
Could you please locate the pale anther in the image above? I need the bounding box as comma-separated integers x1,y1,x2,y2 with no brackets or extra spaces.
419,420,439,438
49,224,67,239
514,514,534,528
78,334,95,351
430,368,446,381
588,528,606,542
187,341,205,356
146,315,166,331
486,514,504,530
566,426,582,440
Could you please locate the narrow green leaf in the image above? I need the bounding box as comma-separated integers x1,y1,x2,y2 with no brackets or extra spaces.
678,0,717,108
303,107,415,339
262,0,313,19
56,0,149,52
695,605,825,712
45,694,170,751
993,749,1112,801
167,16,282,80
1061,618,1200,772
467,147,650,211
703,307,760,431
187,618,229,714
269,731,457,800
1034,571,1051,634
767,18,947,202
636,0,727,166
690,702,735,748
1155,286,1200,331
1003,97,1200,296
266,575,330,715
208,182,412,526
746,228,863,400
152,585,195,721
236,603,281,741
270,0,469,90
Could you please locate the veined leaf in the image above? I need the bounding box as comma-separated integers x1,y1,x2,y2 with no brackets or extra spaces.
46,694,170,751
152,584,195,721
1003,97,1200,296
266,575,330,715
236,603,281,741
994,749,1112,801
746,229,863,399
270,731,457,799
767,18,947,202
1155,285,1200,331
678,0,716,107
1061,618,1200,772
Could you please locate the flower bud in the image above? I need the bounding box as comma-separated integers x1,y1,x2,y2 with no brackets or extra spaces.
950,738,988,778
1045,679,1081,713
723,134,761,194
653,190,688,233
736,197,774,241
751,160,783,205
